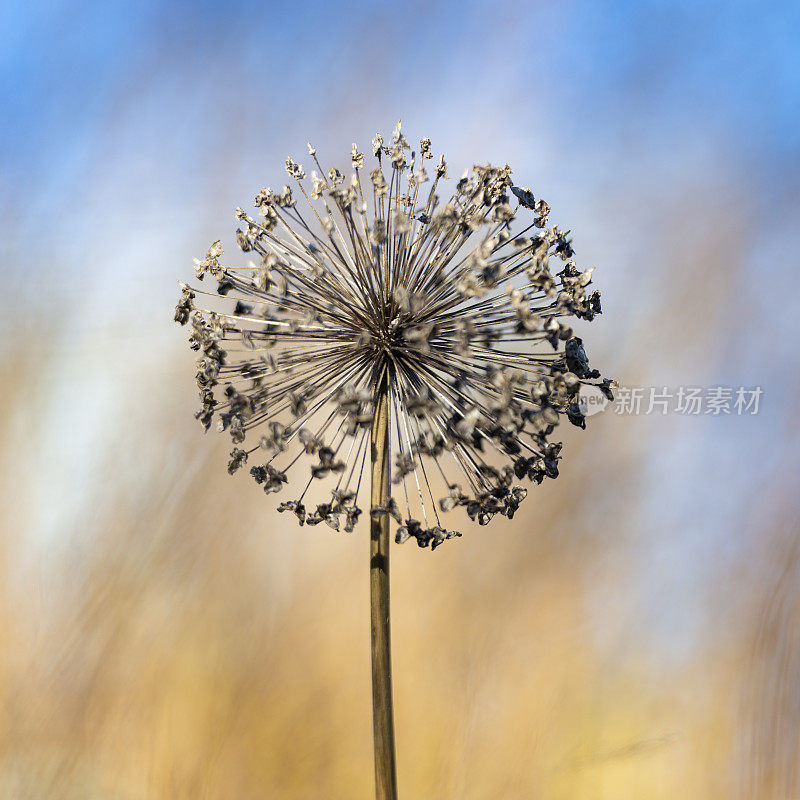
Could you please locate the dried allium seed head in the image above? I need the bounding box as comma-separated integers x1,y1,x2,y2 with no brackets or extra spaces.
175,125,614,549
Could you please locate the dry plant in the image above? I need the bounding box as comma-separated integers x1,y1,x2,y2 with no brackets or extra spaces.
174,122,611,797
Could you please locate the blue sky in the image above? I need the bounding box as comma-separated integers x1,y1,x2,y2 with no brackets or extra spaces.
2,0,798,323
0,0,797,328
2,0,798,188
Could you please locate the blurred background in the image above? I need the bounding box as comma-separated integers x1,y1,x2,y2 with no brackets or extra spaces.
2,0,799,797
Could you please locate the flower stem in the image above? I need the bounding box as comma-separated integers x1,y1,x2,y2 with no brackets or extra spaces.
370,381,398,800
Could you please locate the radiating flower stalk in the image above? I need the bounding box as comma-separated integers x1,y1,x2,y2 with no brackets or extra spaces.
175,122,613,799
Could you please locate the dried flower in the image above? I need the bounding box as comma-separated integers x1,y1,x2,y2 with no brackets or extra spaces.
175,121,613,549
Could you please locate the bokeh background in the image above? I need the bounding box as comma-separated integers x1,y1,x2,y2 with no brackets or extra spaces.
2,1,799,797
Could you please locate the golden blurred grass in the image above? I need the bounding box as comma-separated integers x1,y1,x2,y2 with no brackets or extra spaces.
0,336,796,800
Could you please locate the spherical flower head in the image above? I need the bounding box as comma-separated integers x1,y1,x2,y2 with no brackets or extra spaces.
175,122,615,550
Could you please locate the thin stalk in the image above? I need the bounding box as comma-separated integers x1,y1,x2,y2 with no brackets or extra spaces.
370,380,398,800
